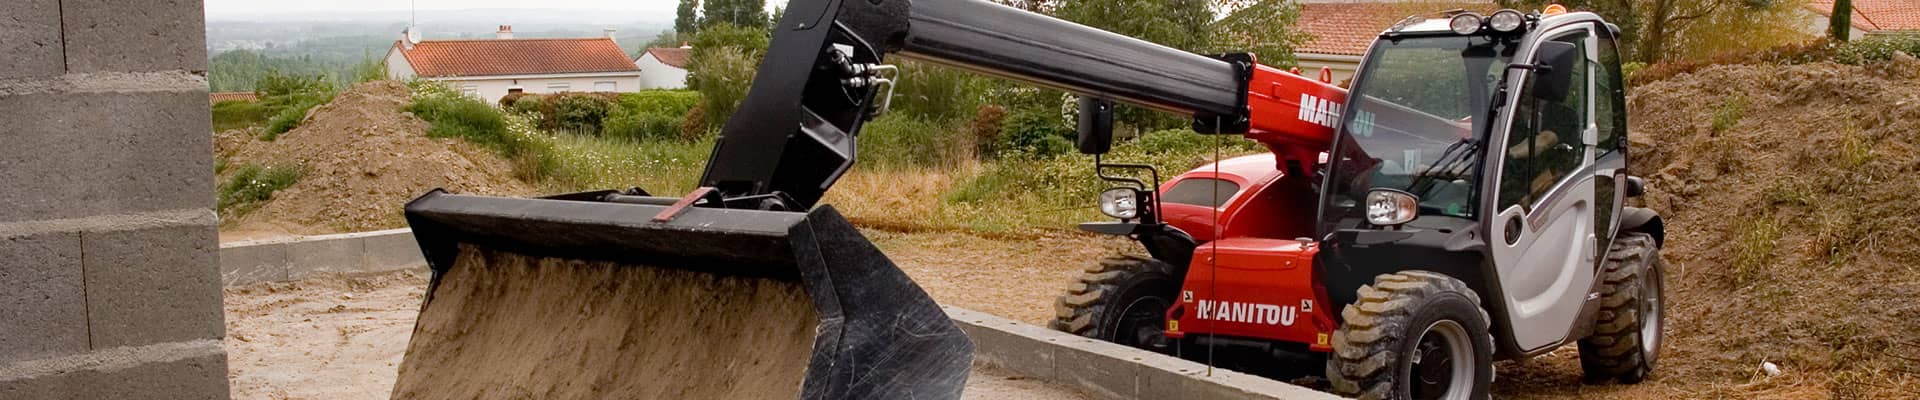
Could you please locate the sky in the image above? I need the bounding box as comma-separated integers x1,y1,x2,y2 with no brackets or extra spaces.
203,0,786,19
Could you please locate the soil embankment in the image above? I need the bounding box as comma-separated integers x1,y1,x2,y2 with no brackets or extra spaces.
217,81,532,239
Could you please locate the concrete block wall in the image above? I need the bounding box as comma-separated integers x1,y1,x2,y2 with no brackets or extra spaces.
0,0,229,398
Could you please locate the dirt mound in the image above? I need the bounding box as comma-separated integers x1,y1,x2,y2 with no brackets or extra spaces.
221,81,533,236
390,246,818,399
1619,57,1920,397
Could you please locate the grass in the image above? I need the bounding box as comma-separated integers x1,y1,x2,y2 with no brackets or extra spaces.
211,100,269,131
217,163,302,221
1731,214,1781,285
1711,95,1747,135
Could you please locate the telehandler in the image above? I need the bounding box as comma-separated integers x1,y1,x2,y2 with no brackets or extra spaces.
1054,5,1668,400
388,0,1665,399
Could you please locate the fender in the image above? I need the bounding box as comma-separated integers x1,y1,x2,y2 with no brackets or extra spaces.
1618,207,1664,248
1079,222,1198,270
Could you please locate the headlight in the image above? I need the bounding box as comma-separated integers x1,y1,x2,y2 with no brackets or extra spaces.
1449,13,1483,35
1488,9,1526,33
1365,189,1419,226
1099,188,1140,220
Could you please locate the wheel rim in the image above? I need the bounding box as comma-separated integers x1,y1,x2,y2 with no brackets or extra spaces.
1112,295,1171,351
1409,319,1475,400
1640,261,1664,361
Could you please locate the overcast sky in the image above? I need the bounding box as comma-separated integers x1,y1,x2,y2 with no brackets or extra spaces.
204,0,786,19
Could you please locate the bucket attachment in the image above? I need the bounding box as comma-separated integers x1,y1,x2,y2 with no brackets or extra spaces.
390,189,974,399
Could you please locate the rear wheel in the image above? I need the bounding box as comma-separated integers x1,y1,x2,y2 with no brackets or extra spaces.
1050,255,1180,352
1327,271,1493,400
1578,232,1664,384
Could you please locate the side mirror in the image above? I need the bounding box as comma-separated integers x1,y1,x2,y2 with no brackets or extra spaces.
1077,97,1114,155
1526,41,1580,101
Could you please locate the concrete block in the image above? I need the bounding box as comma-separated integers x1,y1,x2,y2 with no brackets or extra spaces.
59,0,208,73
1052,337,1144,400
359,229,425,272
82,221,224,348
0,0,63,78
0,345,228,400
1134,354,1208,400
0,231,88,364
0,89,213,223
218,241,288,285
948,307,1058,382
286,234,366,280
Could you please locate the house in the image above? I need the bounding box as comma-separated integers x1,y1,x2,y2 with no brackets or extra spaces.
635,46,692,89
1292,1,1497,83
386,25,643,103
1802,0,1920,40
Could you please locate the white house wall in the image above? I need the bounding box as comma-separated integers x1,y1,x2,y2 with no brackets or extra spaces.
636,54,689,89
385,47,417,80
430,74,642,104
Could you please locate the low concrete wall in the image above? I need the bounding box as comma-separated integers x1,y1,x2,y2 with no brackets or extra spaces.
218,229,1336,399
946,307,1339,400
219,229,426,285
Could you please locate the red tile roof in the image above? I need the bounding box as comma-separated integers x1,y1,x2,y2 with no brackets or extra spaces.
643,47,691,68
1808,0,1920,31
395,38,640,78
1296,1,1499,56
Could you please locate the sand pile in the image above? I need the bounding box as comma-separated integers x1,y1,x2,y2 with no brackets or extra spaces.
390,246,819,399
220,81,534,235
1623,55,1920,396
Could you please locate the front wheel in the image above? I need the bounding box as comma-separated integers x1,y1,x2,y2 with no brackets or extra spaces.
1578,232,1665,384
1050,255,1180,352
1327,271,1494,400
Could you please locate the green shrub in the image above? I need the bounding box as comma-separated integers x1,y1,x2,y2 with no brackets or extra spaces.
211,100,268,131
551,93,615,134
999,108,1075,158
605,90,701,141
1620,62,1647,80
686,24,771,134
511,94,546,115
217,163,301,219
1835,35,1920,65
1711,95,1747,134
409,89,510,148
859,115,975,168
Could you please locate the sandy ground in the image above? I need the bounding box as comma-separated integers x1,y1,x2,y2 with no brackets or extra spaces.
222,268,1091,400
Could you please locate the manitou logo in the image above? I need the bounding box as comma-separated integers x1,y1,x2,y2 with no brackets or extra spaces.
1297,94,1344,129
1195,299,1297,326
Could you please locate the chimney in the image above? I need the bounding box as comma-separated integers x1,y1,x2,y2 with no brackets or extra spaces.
496,25,514,39
603,26,618,42
402,27,420,49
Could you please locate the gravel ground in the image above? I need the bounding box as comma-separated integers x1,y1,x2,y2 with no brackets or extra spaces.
221,269,1091,400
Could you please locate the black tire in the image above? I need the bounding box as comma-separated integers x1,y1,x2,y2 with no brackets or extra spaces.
1327,271,1494,400
1578,232,1664,384
1050,255,1180,351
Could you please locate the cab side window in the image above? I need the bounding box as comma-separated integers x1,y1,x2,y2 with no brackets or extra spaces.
1496,31,1590,212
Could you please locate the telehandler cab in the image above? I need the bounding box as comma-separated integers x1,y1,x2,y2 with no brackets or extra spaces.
1056,6,1668,400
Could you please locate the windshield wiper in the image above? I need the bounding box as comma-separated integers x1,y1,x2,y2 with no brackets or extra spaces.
1404,137,1480,196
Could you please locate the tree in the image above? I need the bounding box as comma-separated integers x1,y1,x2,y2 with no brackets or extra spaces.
701,0,769,31
1211,0,1312,69
1504,0,1807,62
675,0,701,40
770,6,786,29
1830,0,1852,42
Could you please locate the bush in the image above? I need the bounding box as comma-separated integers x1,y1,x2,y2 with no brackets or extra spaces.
605,90,701,141
498,92,532,108
969,105,1008,158
211,100,268,131
217,163,301,219
550,93,615,134
999,108,1075,158
1835,36,1920,65
510,94,546,115
408,85,510,148
686,24,771,134
859,116,976,168
253,71,337,140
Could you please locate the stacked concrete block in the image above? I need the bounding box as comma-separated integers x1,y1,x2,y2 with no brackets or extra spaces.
1,0,229,398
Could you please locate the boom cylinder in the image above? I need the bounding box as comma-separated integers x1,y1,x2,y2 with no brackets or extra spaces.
899,0,1245,118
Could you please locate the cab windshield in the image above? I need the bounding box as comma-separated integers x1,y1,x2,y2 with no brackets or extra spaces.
1323,34,1516,226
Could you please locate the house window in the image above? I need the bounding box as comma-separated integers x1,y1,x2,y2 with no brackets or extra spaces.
459,84,479,97
594,81,617,92
547,82,570,92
